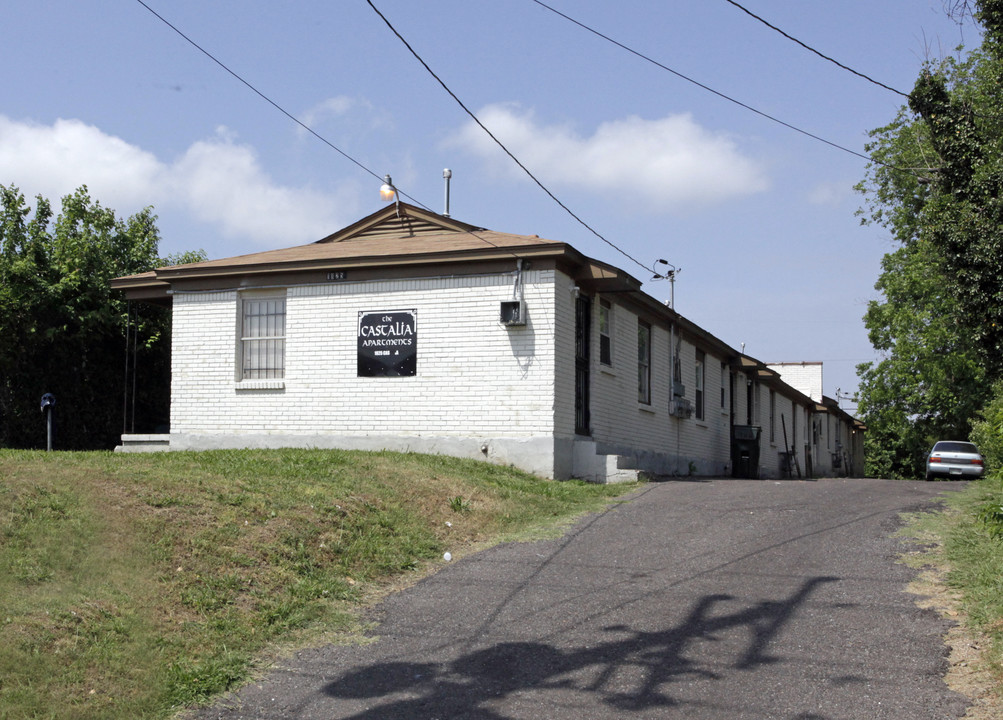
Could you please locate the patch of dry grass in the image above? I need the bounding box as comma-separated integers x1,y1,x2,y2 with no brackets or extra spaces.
899,483,1003,719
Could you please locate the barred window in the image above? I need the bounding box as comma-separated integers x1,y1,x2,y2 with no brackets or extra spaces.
241,297,286,379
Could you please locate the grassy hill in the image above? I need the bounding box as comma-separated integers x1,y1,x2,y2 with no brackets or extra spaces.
0,448,637,719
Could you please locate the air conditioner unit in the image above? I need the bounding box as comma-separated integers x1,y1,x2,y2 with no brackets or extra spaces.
670,398,693,418
499,300,527,326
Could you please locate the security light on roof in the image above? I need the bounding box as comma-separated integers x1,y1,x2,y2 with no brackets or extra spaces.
380,174,396,202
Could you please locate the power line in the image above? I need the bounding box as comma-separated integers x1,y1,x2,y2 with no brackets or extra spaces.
131,0,432,209
529,0,882,166
133,0,567,267
720,0,910,98
365,0,654,277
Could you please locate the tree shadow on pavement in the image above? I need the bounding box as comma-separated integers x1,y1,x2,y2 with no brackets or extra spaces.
322,576,838,718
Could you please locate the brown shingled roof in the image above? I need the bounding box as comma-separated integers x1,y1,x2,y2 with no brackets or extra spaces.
154,227,563,279
111,202,592,298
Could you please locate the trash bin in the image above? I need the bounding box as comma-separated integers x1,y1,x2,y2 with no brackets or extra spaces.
779,451,792,478
731,425,761,479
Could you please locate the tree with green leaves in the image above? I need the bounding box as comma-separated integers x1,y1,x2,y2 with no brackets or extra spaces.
0,184,196,449
855,237,985,477
855,6,1003,477
907,34,1003,379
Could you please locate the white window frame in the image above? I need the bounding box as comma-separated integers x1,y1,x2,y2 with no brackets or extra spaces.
638,320,651,405
238,291,286,381
769,390,776,443
695,349,705,420
720,362,727,410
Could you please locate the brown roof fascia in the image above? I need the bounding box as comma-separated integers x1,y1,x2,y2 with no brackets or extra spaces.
607,285,739,360
765,371,817,409
733,355,763,372
109,271,172,303
575,258,644,299
156,242,575,283
757,367,782,383
110,270,158,289
820,396,861,426
728,353,817,409
675,315,738,359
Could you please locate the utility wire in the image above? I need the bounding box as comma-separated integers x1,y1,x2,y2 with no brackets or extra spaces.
132,0,432,209
530,0,884,166
720,0,910,98
365,0,654,277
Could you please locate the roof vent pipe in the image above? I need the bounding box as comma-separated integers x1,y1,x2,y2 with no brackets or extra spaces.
443,168,452,217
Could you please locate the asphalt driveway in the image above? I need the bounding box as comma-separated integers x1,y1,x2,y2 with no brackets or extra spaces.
189,478,971,719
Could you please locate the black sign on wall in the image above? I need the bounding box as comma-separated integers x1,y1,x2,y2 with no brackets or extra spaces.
358,310,417,377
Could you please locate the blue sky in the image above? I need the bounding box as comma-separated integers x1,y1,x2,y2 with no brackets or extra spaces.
2,1,977,408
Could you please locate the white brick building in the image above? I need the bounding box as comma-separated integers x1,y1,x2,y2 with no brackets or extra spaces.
113,203,865,481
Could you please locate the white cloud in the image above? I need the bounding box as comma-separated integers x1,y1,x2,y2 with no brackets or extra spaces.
169,132,350,243
0,115,354,247
303,96,358,124
807,180,853,207
301,96,364,129
445,104,769,211
0,116,162,209
298,96,393,140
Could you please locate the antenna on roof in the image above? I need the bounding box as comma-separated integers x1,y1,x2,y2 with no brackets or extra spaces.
443,168,452,217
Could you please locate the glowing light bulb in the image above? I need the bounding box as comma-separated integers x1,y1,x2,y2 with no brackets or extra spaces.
380,174,396,202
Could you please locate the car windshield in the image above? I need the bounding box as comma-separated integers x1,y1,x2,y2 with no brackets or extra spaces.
932,442,979,454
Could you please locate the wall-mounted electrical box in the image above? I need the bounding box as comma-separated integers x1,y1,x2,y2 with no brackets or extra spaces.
499,300,527,326
670,398,693,418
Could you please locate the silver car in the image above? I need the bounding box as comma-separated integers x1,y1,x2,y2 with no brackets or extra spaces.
926,441,984,480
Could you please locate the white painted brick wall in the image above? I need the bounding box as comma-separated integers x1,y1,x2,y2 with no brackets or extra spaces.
553,274,577,439
586,296,734,477
758,390,797,478
167,274,853,480
171,271,557,440
171,291,238,432
768,362,823,403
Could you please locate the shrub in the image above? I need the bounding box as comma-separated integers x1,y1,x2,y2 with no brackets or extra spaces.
971,380,1003,477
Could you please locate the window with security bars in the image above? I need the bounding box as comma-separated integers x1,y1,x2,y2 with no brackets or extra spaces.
241,297,286,379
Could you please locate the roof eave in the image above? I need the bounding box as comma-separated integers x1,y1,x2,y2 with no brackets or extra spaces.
110,272,172,303
154,242,579,283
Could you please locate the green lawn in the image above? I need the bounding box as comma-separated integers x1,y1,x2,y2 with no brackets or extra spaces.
0,448,637,719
